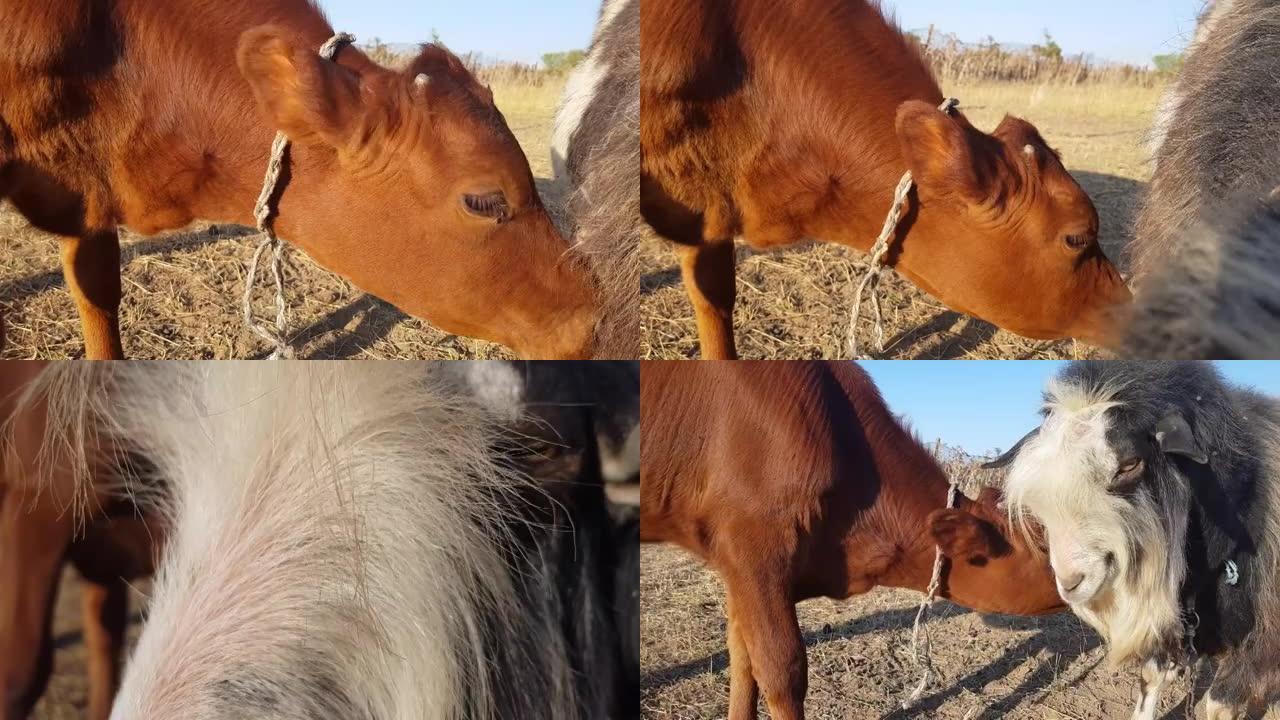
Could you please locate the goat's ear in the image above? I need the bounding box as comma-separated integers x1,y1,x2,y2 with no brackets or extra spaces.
982,428,1039,469
1154,411,1208,464
237,26,364,148
895,101,987,200
930,509,1007,565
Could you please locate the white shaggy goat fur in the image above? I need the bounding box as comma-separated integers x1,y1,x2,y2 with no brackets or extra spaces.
551,0,630,181
1145,0,1235,164
1124,195,1280,359
1002,362,1280,716
1004,378,1189,665
554,0,640,358
1132,0,1280,288
12,362,583,720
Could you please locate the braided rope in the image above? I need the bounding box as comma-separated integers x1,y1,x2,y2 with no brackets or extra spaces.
901,479,959,710
243,32,355,359
846,97,960,358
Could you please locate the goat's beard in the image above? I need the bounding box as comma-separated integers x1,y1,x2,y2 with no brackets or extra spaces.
1072,501,1189,667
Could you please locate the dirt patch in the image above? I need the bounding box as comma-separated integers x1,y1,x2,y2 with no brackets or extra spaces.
641,82,1161,360
0,81,565,360
641,544,1280,719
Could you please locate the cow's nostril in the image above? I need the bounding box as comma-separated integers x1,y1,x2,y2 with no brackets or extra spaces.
1060,572,1086,592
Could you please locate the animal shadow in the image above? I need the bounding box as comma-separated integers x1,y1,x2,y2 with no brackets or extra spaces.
884,310,998,359
0,225,243,302
1071,170,1147,268
267,294,408,360
642,605,942,691
883,609,1104,720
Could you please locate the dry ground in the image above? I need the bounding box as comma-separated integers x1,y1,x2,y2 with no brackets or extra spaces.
641,543,1280,720
0,81,567,360
641,82,1165,359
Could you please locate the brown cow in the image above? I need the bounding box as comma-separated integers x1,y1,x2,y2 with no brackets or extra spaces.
640,0,1132,359
0,0,597,359
0,363,159,720
640,361,1064,720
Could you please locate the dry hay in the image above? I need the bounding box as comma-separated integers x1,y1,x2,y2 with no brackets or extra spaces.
641,542,1280,720
642,451,1280,718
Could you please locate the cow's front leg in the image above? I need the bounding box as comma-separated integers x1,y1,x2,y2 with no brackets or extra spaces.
79,577,128,720
677,239,738,360
60,229,124,359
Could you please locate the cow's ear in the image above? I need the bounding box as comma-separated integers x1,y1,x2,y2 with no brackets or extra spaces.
1154,411,1208,464
930,509,1008,565
237,25,364,148
982,428,1039,469
895,101,988,201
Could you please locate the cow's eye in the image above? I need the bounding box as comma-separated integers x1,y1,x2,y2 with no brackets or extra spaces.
1064,234,1090,251
462,191,510,224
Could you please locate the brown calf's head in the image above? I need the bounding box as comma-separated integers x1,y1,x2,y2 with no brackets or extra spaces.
237,29,598,359
927,487,1064,616
894,102,1131,346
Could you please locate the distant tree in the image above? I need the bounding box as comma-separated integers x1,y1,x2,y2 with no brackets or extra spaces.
542,50,587,74
430,28,444,47
1032,29,1063,62
365,36,400,67
1153,53,1185,75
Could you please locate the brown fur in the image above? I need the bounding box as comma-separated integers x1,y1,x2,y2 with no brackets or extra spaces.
0,0,599,359
639,361,1064,720
0,362,160,720
639,0,1131,358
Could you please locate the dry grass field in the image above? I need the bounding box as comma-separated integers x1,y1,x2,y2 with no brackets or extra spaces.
0,78,568,360
642,456,1280,719
642,536,1280,720
640,81,1166,359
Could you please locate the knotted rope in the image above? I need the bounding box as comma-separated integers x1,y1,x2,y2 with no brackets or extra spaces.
847,97,960,359
900,479,959,710
244,31,355,359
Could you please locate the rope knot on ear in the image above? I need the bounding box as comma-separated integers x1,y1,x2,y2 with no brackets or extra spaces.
244,31,355,360
846,97,960,358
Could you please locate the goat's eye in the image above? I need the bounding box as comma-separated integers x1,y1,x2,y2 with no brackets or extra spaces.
1064,234,1090,250
1112,457,1144,488
462,191,510,224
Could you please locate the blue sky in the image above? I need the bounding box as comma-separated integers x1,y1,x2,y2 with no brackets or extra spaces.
316,1,1200,68
860,362,1280,455
889,0,1204,67
316,0,599,64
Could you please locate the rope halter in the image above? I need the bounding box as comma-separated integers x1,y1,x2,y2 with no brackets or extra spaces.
846,97,960,359
901,479,959,709
244,31,355,359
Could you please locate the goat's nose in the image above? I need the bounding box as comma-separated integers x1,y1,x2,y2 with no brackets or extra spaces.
1059,572,1085,593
